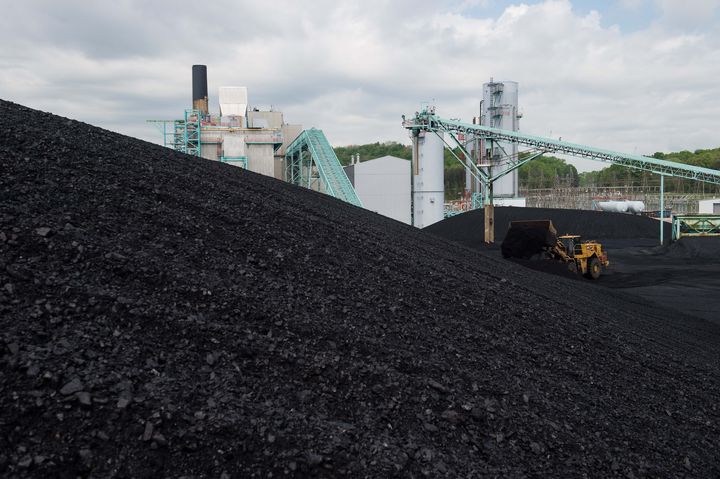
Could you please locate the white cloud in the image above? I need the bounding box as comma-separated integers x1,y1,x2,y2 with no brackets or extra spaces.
619,0,647,9
654,0,720,28
1,0,719,172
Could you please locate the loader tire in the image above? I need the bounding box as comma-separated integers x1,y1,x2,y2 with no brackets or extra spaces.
568,261,578,274
585,257,602,280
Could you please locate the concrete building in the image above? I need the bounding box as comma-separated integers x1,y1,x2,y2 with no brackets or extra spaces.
198,103,300,179
344,155,411,224
699,198,720,214
184,65,302,180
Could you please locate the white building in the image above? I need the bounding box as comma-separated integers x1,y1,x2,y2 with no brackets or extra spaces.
698,198,720,214
344,155,411,224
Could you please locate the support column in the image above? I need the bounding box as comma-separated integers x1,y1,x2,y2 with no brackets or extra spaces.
660,174,665,245
485,204,495,244
484,180,494,244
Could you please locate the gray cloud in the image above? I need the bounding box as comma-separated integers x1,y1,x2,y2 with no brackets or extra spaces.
1,0,719,172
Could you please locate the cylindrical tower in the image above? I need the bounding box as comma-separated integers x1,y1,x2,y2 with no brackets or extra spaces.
481,79,520,198
192,65,209,115
412,131,445,228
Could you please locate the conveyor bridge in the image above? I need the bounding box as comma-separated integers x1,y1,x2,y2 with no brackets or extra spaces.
672,215,720,240
285,128,363,207
405,112,720,187
404,109,720,243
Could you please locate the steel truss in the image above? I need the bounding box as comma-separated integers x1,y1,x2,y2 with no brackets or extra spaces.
404,108,720,243
285,128,362,207
405,111,720,186
672,215,720,240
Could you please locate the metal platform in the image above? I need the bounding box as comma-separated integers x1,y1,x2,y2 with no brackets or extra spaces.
672,215,720,240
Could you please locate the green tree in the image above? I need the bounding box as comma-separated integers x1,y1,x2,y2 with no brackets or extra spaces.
518,155,579,189
577,147,720,193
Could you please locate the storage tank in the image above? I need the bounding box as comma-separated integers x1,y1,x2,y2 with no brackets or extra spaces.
481,80,520,198
597,201,629,213
412,131,444,228
626,201,645,214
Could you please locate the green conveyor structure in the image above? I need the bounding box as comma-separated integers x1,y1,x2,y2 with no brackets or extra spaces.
406,111,720,186
285,128,362,207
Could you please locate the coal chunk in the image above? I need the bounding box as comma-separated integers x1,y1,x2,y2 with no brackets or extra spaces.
59,378,83,396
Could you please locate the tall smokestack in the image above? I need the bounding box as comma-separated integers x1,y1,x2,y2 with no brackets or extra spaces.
192,65,208,115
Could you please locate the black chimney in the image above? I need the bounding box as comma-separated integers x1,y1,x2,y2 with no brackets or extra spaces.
192,65,208,114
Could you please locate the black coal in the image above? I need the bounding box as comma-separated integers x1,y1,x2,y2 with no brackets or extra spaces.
2,100,720,478
427,206,672,249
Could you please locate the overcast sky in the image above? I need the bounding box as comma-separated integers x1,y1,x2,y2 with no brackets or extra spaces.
1,0,719,172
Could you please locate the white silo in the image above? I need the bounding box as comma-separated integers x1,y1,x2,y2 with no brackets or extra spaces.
412,130,445,228
481,79,521,198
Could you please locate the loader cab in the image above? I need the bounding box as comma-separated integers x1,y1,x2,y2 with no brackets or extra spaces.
558,235,582,258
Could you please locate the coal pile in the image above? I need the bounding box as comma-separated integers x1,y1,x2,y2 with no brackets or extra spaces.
2,99,720,478
427,206,672,248
660,236,720,260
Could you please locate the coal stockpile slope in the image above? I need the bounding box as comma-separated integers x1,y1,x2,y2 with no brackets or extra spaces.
661,236,720,260
426,206,672,248
2,99,720,478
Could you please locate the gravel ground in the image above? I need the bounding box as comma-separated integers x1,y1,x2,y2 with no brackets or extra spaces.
2,99,720,478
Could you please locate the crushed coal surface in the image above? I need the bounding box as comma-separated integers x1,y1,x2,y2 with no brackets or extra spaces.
427,206,672,248
2,99,720,478
657,236,720,260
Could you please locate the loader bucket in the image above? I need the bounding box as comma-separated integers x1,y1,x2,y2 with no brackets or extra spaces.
501,220,559,259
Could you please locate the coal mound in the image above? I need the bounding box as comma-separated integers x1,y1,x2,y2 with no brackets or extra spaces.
661,236,720,260
427,206,672,247
2,99,720,478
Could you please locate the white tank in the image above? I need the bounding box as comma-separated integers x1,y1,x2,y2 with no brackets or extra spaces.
413,131,445,228
597,201,629,213
626,201,645,214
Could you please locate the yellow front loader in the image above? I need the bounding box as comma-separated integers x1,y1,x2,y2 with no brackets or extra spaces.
501,220,609,280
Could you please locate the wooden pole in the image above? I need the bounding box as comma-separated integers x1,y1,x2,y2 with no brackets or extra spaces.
484,204,495,243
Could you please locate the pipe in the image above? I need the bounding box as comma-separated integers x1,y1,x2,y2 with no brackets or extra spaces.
192,65,209,115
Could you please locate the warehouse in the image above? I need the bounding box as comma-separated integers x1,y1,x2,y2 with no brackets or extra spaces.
343,155,411,224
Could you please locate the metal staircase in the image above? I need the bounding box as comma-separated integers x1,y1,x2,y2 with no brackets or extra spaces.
285,128,363,207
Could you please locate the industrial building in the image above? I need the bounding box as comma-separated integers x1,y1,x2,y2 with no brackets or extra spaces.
405,80,525,230
160,69,538,230
480,79,522,198
174,65,303,180
699,198,720,214
158,70,720,243
344,155,411,224
152,65,364,208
